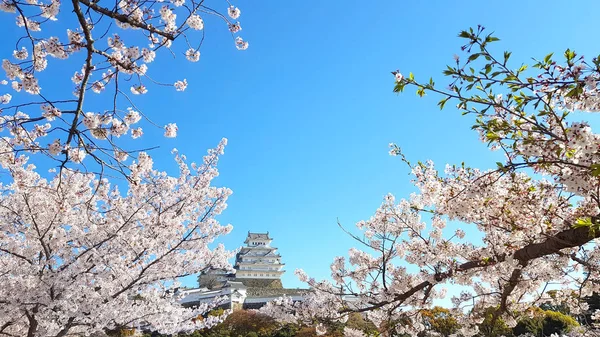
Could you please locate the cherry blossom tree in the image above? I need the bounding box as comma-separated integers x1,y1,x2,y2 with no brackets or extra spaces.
0,1,249,336
0,0,247,174
0,139,237,337
264,26,600,337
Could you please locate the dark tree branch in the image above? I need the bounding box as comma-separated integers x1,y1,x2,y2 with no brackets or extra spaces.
344,224,600,313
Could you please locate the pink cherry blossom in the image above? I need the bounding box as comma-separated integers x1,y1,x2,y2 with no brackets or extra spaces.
164,123,178,138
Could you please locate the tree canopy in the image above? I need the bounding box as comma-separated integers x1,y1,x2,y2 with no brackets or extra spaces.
262,26,600,337
2,0,600,334
0,0,246,335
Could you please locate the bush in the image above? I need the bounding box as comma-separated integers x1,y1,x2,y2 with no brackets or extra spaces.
513,308,578,336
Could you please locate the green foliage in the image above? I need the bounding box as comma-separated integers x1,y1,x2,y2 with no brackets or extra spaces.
142,306,580,337
543,310,579,334
572,216,600,237
391,24,598,188
538,290,571,315
513,315,543,337
173,310,383,337
420,307,460,336
218,310,280,337
104,327,138,337
294,327,317,337
208,308,225,317
320,318,345,337
513,308,578,336
272,324,299,337
476,307,513,337
345,312,379,336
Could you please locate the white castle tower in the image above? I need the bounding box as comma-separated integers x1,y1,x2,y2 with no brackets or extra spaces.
184,232,307,310
234,232,285,280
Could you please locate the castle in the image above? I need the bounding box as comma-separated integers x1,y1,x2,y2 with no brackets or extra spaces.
178,232,305,310
235,232,285,281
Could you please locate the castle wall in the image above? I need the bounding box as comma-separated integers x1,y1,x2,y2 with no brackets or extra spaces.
235,278,283,288
235,271,282,279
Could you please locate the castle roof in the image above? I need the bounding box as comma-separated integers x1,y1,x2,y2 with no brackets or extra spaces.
238,250,281,258
239,246,278,252
223,281,247,289
244,232,272,243
201,267,231,274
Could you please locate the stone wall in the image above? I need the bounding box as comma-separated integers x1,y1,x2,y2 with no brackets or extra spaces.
246,287,308,297
235,278,283,288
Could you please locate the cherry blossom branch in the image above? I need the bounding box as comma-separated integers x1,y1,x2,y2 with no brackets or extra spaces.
340,221,600,314
77,0,175,40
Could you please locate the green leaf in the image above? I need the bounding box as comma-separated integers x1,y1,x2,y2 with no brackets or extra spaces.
564,86,583,98
544,53,553,64
565,149,576,159
458,31,471,38
438,97,450,110
393,82,406,93
591,163,600,177
443,65,455,76
564,48,576,61
468,53,480,62
574,217,593,228
486,132,500,141
485,64,492,74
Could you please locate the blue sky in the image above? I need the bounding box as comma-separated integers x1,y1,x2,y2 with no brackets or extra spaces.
2,0,600,291
169,0,600,289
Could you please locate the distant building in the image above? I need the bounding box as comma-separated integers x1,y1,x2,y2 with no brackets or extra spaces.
178,281,249,311
178,281,306,311
182,232,305,310
197,267,233,289
197,232,286,289
235,232,285,281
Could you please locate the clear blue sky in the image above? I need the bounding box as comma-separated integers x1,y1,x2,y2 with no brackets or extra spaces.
167,0,600,289
2,0,600,290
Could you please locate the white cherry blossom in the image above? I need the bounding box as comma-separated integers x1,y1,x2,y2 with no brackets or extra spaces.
228,5,241,19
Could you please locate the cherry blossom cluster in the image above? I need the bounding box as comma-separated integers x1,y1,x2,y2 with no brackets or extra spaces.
275,137,600,337
262,29,600,337
0,0,248,173
0,139,236,336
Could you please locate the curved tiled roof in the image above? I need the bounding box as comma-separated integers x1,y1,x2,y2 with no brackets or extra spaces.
244,232,272,243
